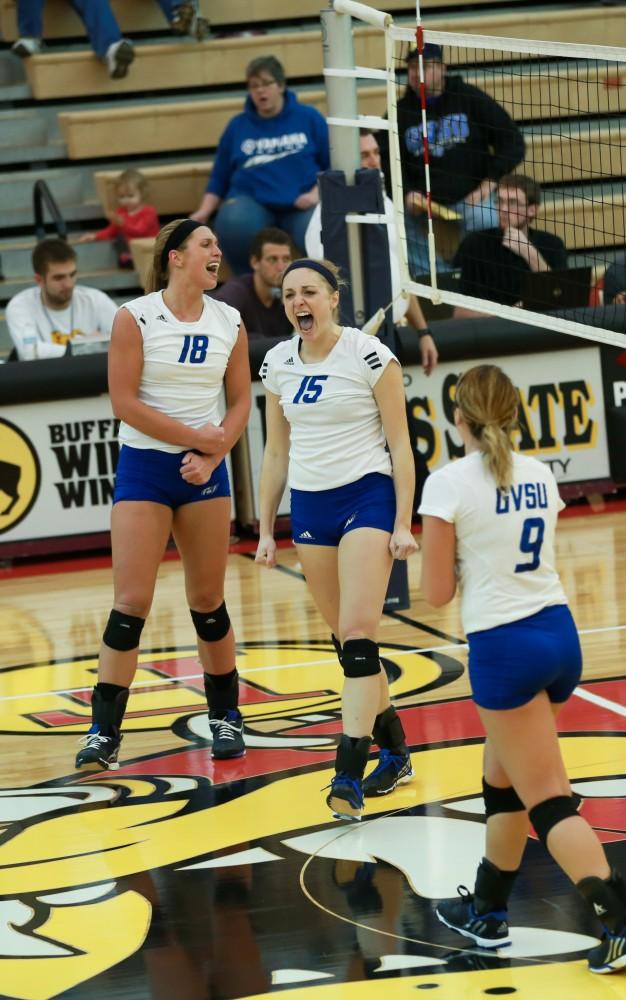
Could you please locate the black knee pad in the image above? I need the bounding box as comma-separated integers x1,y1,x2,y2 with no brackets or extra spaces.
191,602,231,642
341,638,381,678
529,795,579,847
483,779,525,818
103,609,145,652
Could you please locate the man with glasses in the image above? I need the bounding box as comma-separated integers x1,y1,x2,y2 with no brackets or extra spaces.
190,56,329,274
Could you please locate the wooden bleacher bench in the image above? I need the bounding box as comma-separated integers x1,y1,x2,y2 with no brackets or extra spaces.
58,87,387,159
23,30,339,101
94,162,211,216
14,5,626,100
0,0,506,42
538,194,626,251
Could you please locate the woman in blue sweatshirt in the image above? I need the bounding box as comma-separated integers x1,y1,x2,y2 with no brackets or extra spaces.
191,56,330,274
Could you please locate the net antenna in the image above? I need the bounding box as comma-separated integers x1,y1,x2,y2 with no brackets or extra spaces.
332,0,626,349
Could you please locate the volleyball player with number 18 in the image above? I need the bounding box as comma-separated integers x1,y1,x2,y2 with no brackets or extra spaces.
75,219,251,771
255,258,419,821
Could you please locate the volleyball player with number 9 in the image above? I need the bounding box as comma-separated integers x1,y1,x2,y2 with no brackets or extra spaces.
419,364,626,974
75,219,251,772
255,257,419,822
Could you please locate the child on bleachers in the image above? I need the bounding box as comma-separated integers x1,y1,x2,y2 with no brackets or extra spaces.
79,169,160,269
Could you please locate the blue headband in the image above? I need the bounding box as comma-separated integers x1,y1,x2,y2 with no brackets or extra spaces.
161,219,204,270
282,259,339,290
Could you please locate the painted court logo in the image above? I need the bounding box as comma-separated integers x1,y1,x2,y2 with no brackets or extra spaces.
0,418,41,534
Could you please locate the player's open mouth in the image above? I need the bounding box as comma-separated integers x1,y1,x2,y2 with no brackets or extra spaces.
296,311,314,332
206,262,219,273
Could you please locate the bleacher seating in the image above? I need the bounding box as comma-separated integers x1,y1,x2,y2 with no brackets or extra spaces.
2,0,626,360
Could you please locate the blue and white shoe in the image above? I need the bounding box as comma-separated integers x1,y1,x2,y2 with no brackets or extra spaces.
363,749,413,796
75,726,121,771
209,710,245,759
326,773,364,821
436,886,511,948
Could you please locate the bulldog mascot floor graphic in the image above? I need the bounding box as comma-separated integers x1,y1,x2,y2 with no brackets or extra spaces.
0,639,624,1000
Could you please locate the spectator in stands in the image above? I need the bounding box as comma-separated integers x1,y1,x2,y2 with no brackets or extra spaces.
6,238,117,360
603,257,626,305
78,169,160,269
11,2,208,79
379,44,525,276
306,129,438,375
190,56,330,274
453,174,568,319
212,227,294,339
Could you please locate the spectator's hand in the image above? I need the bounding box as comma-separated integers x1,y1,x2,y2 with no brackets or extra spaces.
106,209,124,226
405,190,427,215
614,291,626,305
502,226,530,255
389,525,419,560
77,232,97,243
419,333,438,375
255,534,277,568
294,185,319,210
179,451,220,485
465,178,496,206
189,208,209,223
195,423,225,453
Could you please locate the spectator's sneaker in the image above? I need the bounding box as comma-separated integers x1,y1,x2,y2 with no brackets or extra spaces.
436,886,511,949
326,773,364,821
209,710,245,759
105,39,135,79
362,749,413,796
588,927,626,973
171,3,210,40
12,37,42,57
75,727,122,772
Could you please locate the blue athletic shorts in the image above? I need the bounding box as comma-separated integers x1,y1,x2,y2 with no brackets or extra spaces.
467,604,582,710
291,472,396,546
113,445,230,509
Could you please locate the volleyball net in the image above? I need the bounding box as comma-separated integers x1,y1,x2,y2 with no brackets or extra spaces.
329,0,626,348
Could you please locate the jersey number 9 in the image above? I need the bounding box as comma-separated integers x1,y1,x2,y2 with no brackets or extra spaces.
515,516,545,573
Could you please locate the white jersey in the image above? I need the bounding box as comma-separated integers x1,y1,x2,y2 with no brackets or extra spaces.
260,328,396,490
305,193,407,324
120,290,240,453
419,451,567,634
6,284,117,360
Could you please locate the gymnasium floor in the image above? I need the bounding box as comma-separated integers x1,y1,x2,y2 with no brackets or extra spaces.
0,507,625,1000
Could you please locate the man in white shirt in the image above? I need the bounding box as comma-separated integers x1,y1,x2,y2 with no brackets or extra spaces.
6,238,118,360
305,129,438,375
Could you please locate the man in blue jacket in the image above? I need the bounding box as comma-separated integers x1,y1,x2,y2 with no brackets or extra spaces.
191,56,330,274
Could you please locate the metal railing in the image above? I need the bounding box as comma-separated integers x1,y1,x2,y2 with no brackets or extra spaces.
33,179,67,242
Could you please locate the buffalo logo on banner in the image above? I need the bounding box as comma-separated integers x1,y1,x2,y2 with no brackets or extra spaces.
0,418,41,534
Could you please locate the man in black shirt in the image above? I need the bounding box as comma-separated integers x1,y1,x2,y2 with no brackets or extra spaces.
380,43,525,276
453,174,568,318
212,227,294,339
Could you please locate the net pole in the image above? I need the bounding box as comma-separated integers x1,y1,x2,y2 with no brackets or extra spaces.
414,2,439,296
321,6,365,327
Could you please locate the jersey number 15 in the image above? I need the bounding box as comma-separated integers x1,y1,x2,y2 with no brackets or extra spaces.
292,375,328,403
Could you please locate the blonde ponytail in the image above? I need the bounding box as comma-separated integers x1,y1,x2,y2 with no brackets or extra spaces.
455,365,519,490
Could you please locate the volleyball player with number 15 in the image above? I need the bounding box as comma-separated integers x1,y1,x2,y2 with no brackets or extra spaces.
76,219,251,772
255,257,419,821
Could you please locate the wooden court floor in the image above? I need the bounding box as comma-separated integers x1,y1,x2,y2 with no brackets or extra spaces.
0,508,625,1000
